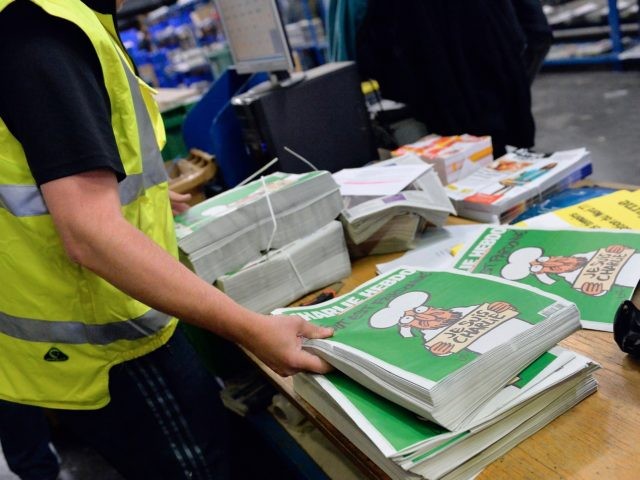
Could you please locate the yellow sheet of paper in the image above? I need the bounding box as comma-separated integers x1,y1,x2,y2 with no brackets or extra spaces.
518,190,640,229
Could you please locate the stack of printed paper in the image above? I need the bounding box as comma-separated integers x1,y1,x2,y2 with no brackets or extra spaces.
446,148,592,223
336,154,456,256
295,347,597,480
273,267,581,431
453,226,640,332
517,189,640,229
391,134,494,185
375,225,488,274
346,213,424,258
174,171,343,283
216,221,351,314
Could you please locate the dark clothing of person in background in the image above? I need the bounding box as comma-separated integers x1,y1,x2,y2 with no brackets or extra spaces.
512,0,554,84
356,0,536,157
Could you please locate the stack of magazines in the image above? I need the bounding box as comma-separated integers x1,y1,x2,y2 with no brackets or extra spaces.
391,134,494,185
274,267,597,479
174,171,344,283
445,148,592,224
296,352,596,480
337,154,456,257
174,170,351,312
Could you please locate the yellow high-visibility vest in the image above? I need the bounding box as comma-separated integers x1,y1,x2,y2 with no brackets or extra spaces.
0,0,178,409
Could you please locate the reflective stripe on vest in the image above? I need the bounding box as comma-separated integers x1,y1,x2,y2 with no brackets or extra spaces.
0,184,47,216
116,54,169,203
0,57,167,218
0,309,171,345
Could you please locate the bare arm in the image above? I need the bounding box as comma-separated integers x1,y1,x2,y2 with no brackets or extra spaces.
41,169,333,376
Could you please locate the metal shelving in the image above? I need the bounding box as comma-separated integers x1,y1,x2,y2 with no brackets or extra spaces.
543,0,640,67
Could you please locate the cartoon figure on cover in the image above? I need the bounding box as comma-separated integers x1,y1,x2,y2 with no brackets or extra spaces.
501,244,640,296
370,292,531,356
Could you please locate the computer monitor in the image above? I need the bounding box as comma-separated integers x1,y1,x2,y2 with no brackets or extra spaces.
214,0,294,76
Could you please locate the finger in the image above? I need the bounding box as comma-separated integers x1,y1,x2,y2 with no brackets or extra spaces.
300,321,334,339
171,202,190,215
295,350,334,374
169,191,192,202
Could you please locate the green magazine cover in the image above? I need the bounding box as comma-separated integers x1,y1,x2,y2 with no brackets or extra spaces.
277,267,579,430
276,267,572,386
453,227,640,331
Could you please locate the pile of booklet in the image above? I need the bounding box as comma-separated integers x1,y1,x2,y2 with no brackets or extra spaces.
453,226,640,332
296,352,596,480
174,171,344,283
446,148,593,223
174,170,351,312
275,267,582,430
335,153,456,257
274,267,597,479
345,213,425,258
215,221,351,314
391,134,494,185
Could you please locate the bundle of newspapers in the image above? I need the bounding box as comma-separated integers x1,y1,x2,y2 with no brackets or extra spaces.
174,171,344,284
215,221,351,314
274,267,597,479
174,171,351,313
335,153,456,257
446,148,592,223
391,134,494,184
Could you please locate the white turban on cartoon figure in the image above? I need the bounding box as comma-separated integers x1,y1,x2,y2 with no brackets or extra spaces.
502,245,640,296
370,291,531,356
501,247,555,285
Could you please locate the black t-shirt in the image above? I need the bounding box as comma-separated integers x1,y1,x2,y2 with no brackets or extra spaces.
0,0,126,186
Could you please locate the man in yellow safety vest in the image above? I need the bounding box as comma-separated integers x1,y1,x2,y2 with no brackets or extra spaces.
0,0,332,478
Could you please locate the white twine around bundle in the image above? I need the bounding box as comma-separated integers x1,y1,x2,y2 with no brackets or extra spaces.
235,146,318,188
233,146,319,261
236,156,280,187
261,175,278,255
280,248,309,292
283,146,319,171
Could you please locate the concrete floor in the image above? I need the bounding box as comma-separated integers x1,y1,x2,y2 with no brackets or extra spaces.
532,69,640,185
0,428,123,480
1,69,639,479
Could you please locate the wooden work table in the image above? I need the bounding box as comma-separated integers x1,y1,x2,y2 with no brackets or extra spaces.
246,249,640,480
